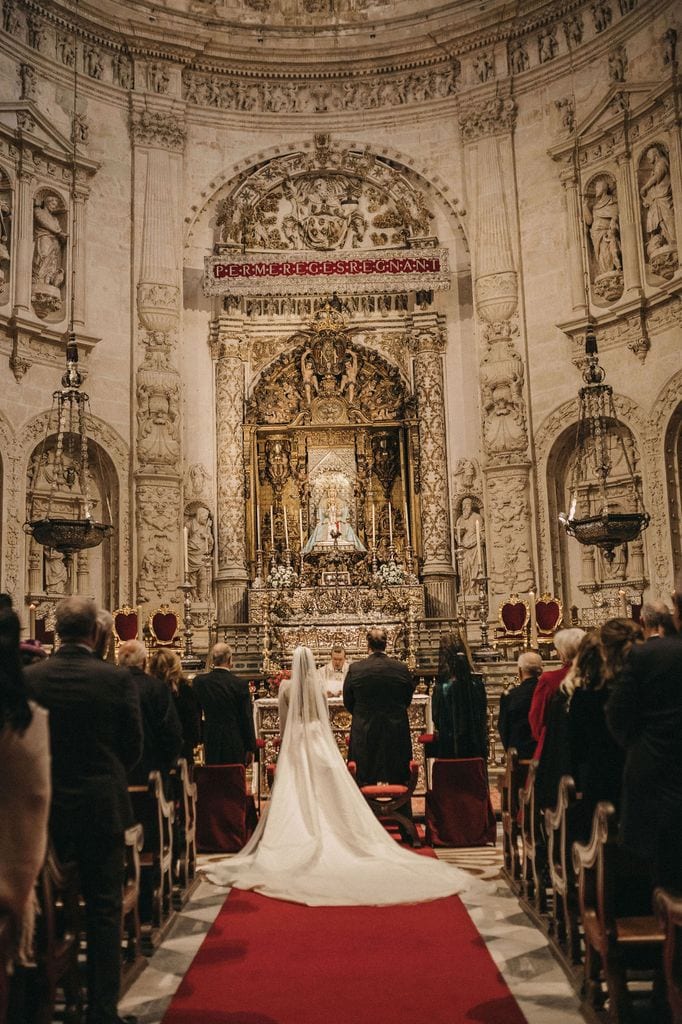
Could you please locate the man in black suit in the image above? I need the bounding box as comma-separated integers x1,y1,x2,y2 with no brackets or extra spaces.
343,626,415,788
497,651,543,759
193,642,257,765
26,597,142,1024
607,579,682,891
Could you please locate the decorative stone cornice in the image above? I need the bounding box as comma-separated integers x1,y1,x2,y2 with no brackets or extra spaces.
458,95,517,142
129,109,186,152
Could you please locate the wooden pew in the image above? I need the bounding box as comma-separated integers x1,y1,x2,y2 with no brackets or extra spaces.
128,772,174,951
518,760,549,917
120,824,144,992
500,748,531,892
573,801,664,1021
545,774,581,964
31,849,83,1024
170,758,198,906
654,887,682,1024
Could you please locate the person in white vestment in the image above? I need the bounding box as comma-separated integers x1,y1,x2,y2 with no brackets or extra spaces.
205,645,472,907
319,645,349,697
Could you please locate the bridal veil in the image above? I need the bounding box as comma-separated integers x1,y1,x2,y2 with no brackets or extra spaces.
205,646,473,906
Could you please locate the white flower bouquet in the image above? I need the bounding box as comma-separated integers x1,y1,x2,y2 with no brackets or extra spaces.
375,560,406,586
267,563,299,590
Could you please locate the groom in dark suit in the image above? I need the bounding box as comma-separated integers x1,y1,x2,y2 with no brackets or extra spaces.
26,596,142,1024
343,626,416,787
193,642,257,765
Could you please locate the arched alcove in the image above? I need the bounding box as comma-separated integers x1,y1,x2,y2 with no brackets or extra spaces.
664,402,682,578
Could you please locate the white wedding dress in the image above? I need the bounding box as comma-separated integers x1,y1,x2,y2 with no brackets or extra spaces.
205,646,472,906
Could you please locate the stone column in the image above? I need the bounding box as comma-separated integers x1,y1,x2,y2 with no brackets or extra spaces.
211,319,249,623
616,153,643,297
410,312,456,617
71,188,87,328
12,170,35,315
560,167,589,315
459,96,536,611
130,97,186,614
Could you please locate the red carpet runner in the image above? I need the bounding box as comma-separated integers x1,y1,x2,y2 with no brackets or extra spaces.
162,885,528,1024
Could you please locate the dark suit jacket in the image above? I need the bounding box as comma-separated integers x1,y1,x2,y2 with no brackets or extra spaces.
497,676,538,760
343,651,415,786
127,665,183,787
193,668,257,765
26,644,143,836
606,635,682,860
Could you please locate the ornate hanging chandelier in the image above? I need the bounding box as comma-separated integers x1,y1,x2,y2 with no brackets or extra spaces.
559,330,649,562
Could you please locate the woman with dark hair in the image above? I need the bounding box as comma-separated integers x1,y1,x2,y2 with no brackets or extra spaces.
0,609,51,964
148,648,201,765
431,631,488,759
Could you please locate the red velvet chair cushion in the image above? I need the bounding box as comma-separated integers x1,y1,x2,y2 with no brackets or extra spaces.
535,598,561,634
425,758,496,848
152,610,178,644
194,764,258,853
500,600,527,633
360,785,408,798
114,611,138,641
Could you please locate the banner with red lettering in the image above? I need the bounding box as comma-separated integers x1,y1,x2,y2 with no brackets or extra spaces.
203,247,450,296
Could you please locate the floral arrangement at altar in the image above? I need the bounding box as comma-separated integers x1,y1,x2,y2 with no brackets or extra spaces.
374,560,406,586
267,563,299,589
268,669,291,693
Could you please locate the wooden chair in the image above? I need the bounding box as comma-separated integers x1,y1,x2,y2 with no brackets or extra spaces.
170,758,198,904
573,802,664,1020
545,774,581,963
148,606,180,648
518,759,549,917
194,764,258,853
500,748,531,891
495,595,529,657
31,848,83,1024
654,887,682,1024
121,824,144,989
128,771,174,948
535,594,563,655
348,760,421,848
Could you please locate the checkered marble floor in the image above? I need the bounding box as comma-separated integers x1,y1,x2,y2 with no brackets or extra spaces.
119,832,589,1024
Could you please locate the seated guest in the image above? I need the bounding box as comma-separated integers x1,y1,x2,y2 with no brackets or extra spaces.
498,651,543,759
148,648,201,766
640,600,676,639
118,639,183,790
432,630,488,759
319,645,349,697
193,643,257,766
0,610,50,966
528,627,585,761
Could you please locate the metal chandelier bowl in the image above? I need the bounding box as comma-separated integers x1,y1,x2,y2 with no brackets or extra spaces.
25,517,113,554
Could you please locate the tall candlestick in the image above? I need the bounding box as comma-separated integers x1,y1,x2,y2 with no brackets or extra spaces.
256,504,261,550
403,499,411,547
29,603,36,638
283,505,289,550
183,526,189,579
388,502,393,545
371,503,376,548
299,508,304,549
529,590,538,647
270,505,275,548
475,520,483,574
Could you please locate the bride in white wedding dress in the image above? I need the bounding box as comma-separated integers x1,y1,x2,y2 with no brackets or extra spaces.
205,645,473,906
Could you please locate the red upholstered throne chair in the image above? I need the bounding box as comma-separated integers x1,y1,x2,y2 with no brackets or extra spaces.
194,764,258,853
149,605,180,647
113,605,139,653
535,594,563,644
496,595,529,656
348,760,421,848
425,758,496,848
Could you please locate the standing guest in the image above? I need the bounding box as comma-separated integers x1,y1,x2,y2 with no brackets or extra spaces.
25,596,143,1024
148,648,201,766
528,628,585,760
640,600,676,639
118,640,183,791
319,645,349,697
607,583,682,892
343,626,415,787
0,610,50,966
432,631,488,759
93,608,115,661
497,651,543,759
193,643,257,766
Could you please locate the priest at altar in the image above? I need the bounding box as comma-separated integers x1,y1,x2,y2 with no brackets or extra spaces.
319,646,349,697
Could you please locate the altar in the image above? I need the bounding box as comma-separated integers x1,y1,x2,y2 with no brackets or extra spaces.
254,693,431,797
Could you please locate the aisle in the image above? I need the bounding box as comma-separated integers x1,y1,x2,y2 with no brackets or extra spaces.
119,851,588,1024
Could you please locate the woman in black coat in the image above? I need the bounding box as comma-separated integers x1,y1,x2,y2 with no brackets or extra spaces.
431,632,488,760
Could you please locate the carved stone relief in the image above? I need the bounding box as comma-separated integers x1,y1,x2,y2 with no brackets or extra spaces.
0,170,11,304
136,332,181,468
215,348,248,578
32,189,68,320
19,63,36,101
458,96,517,142
486,473,534,594
137,482,180,602
184,501,214,602
638,143,678,282
479,324,528,460
129,110,186,152
582,173,623,303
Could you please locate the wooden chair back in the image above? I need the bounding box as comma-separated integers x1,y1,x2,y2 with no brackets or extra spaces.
518,759,548,916
500,749,530,890
32,848,83,1024
170,758,198,901
654,887,682,1024
128,771,174,946
121,823,144,990
545,774,581,963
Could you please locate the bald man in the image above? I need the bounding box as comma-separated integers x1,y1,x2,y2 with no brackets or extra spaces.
498,651,544,760
193,643,257,765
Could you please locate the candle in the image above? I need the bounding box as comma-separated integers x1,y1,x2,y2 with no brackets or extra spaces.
183,526,189,579
371,503,376,548
619,588,627,617
388,502,393,545
136,605,142,639
270,505,275,548
29,603,36,638
299,508,304,549
475,520,483,573
529,590,538,647
256,503,261,550
283,505,289,550
403,499,411,547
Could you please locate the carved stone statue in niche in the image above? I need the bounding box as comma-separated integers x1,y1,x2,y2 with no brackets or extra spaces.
44,547,68,595
640,144,677,279
262,438,291,497
583,176,623,301
185,462,211,500
185,502,214,602
455,497,484,594
0,187,11,294
32,192,67,318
